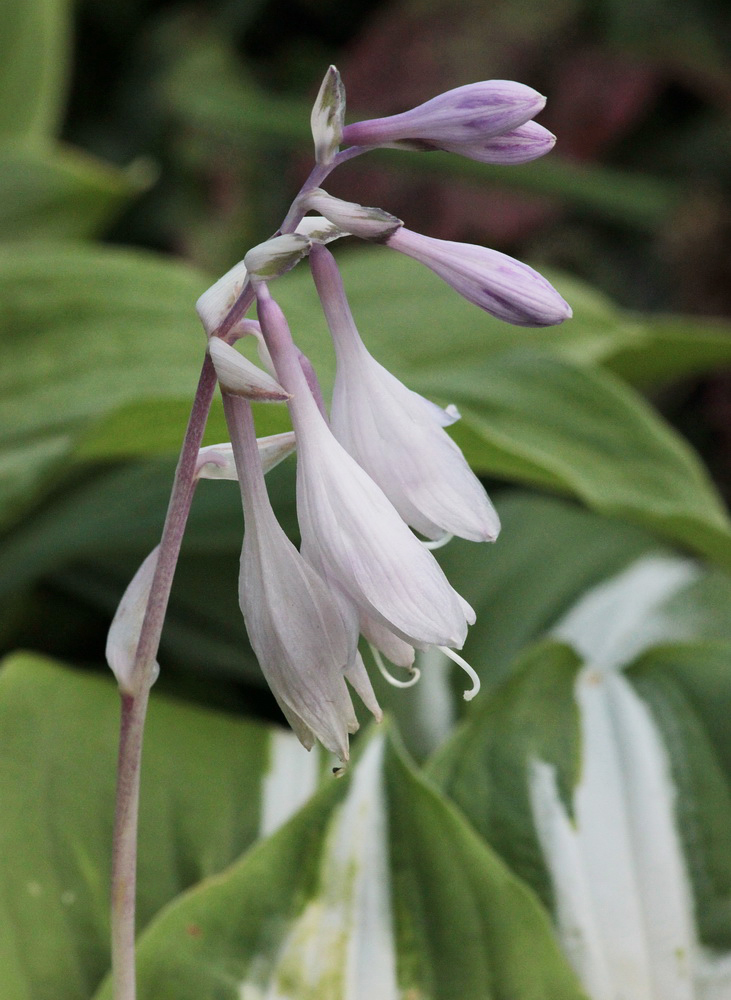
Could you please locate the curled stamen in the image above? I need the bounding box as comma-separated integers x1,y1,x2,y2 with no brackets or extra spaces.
439,646,481,701
369,643,421,689
423,532,455,550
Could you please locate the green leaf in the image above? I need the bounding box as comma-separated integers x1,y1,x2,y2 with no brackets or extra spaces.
0,144,152,240
0,0,70,140
436,493,660,691
430,638,731,993
627,653,731,951
0,653,324,1000
606,313,731,388
428,641,584,910
92,727,583,1000
0,243,209,529
414,349,731,568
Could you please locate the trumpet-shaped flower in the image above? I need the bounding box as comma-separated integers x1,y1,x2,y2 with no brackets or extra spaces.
387,227,572,327
256,286,474,650
310,243,500,542
231,396,379,760
342,81,547,163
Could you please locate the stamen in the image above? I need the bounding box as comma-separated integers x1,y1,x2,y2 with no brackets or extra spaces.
423,532,454,550
369,644,421,689
439,646,481,701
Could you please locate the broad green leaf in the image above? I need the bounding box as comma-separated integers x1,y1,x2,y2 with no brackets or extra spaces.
606,313,731,388
636,641,731,789
0,144,151,240
93,727,583,1000
413,349,731,568
430,639,731,997
428,641,584,908
0,0,70,140
0,653,323,1000
628,655,731,953
0,244,209,529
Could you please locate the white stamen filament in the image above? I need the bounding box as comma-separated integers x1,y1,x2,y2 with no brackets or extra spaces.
423,532,454,550
369,644,421,689
439,645,481,701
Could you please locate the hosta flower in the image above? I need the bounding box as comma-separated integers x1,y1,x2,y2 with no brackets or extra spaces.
342,81,548,163
231,396,379,760
387,227,572,327
255,285,475,650
106,432,299,695
310,243,500,542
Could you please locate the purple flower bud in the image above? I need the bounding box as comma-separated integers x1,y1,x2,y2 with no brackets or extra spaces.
387,228,572,327
342,81,546,158
441,120,556,165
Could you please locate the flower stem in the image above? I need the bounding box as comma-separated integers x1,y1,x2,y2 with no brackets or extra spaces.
110,690,149,1000
108,143,352,1000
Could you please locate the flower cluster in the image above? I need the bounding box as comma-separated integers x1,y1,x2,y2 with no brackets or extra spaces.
108,67,571,761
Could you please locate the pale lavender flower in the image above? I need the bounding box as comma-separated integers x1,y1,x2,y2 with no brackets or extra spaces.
387,227,572,327
342,81,548,163
231,395,379,760
256,285,475,651
310,243,500,542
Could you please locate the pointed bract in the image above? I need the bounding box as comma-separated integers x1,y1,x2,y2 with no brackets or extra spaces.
310,65,346,165
196,433,296,480
304,189,402,242
209,337,291,400
244,234,312,281
106,546,161,694
387,227,572,327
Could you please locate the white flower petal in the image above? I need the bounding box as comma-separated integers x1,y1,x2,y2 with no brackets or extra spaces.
241,498,359,760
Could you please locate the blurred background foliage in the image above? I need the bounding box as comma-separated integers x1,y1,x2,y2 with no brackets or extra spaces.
2,0,731,721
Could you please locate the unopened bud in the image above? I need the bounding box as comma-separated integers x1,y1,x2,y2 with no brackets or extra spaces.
310,65,345,165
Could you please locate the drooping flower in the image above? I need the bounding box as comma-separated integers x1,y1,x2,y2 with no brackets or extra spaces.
387,227,572,327
254,283,475,651
229,394,380,760
342,81,549,164
310,243,500,542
